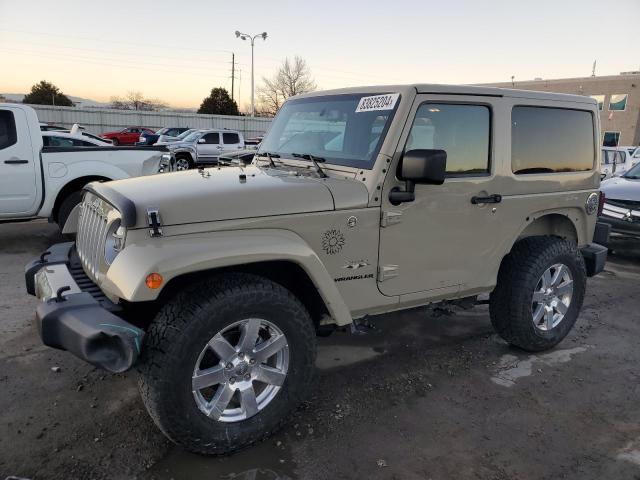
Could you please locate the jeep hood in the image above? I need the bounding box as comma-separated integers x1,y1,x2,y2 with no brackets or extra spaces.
88,165,369,228
601,177,640,201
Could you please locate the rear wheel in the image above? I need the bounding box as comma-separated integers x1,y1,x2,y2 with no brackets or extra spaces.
490,236,586,352
111,138,119,146
56,190,83,231
138,273,316,455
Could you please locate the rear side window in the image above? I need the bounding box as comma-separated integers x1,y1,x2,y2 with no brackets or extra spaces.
406,103,490,176
0,110,18,150
223,132,240,144
512,106,594,174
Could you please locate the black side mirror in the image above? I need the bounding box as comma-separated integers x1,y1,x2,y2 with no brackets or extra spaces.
389,149,447,204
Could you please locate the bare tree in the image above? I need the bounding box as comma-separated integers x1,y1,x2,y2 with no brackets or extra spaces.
257,56,316,116
110,91,167,111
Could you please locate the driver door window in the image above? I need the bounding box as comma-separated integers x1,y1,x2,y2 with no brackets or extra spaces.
405,103,491,176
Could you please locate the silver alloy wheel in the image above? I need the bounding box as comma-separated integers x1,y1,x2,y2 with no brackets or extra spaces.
192,318,289,423
531,263,574,331
175,157,190,171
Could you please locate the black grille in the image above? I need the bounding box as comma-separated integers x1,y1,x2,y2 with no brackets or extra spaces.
69,250,120,312
607,198,640,209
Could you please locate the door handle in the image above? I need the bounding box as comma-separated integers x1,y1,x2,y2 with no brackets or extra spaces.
471,194,502,205
4,159,29,165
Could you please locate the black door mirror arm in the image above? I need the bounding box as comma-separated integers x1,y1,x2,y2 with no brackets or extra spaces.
389,180,415,205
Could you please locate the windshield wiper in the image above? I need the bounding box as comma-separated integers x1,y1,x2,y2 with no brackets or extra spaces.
255,151,281,167
291,153,327,178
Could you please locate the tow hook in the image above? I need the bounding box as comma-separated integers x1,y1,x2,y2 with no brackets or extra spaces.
54,286,71,303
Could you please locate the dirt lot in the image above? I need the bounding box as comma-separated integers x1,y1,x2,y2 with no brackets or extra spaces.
1,220,640,480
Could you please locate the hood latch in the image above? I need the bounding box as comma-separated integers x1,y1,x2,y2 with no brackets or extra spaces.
147,208,163,237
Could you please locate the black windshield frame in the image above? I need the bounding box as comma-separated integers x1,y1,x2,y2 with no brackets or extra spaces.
259,93,400,169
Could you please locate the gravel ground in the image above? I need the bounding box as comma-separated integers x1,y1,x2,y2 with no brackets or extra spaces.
1,220,640,480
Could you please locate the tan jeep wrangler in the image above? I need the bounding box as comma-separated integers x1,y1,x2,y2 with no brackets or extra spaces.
26,84,610,454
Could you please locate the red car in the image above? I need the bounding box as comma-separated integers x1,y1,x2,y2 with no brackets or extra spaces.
100,126,154,146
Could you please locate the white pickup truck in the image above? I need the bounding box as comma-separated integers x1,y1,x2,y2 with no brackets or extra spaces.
0,104,174,231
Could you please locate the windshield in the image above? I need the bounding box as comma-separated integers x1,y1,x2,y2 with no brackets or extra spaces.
176,129,194,140
182,131,202,142
623,162,640,179
259,93,399,169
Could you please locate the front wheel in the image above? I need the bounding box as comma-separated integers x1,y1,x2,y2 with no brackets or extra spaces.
490,236,587,352
138,273,316,455
175,155,193,171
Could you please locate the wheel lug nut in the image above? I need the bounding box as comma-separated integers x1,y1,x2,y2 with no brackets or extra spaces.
238,352,245,359
229,377,236,384
226,362,233,369
244,374,251,381
249,359,256,365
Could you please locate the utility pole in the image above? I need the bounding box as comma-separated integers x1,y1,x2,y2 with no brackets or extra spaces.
231,53,236,101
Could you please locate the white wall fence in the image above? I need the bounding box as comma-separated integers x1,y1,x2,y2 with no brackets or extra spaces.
29,105,272,138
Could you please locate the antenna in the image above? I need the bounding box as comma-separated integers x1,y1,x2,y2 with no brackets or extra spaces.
591,60,596,77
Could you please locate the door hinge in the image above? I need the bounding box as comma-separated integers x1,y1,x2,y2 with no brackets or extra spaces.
378,265,399,282
380,210,402,227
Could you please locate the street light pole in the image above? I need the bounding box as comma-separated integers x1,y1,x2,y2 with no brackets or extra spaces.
235,30,267,117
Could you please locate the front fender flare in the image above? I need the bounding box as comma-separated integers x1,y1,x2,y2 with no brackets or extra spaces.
101,229,353,325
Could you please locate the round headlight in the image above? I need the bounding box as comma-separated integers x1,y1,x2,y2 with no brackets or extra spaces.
104,220,126,265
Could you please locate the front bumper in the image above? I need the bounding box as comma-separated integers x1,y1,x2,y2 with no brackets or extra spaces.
598,216,640,239
25,242,144,373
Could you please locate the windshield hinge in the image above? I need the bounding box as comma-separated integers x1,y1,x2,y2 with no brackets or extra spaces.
147,208,163,237
377,265,399,282
380,210,402,227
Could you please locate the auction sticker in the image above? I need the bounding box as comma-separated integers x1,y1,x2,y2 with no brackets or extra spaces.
355,93,400,113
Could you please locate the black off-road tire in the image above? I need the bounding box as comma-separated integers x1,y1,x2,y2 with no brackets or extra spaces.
138,273,317,455
489,236,587,352
56,190,83,231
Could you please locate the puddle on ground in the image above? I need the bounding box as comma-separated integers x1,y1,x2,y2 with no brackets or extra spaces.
144,437,295,480
491,346,589,387
617,439,640,466
316,345,382,370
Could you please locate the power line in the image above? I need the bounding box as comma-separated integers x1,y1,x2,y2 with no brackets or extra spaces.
0,48,232,80
0,28,236,56
0,47,232,78
4,38,245,68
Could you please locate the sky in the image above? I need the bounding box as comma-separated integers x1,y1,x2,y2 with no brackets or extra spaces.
1,0,638,111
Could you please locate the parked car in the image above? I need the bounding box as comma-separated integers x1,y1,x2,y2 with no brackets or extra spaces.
154,128,198,146
26,84,608,455
39,122,69,131
601,147,640,179
244,135,264,146
0,104,174,231
217,149,256,166
101,126,155,146
599,162,640,239
166,128,245,170
42,130,114,147
137,127,190,146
